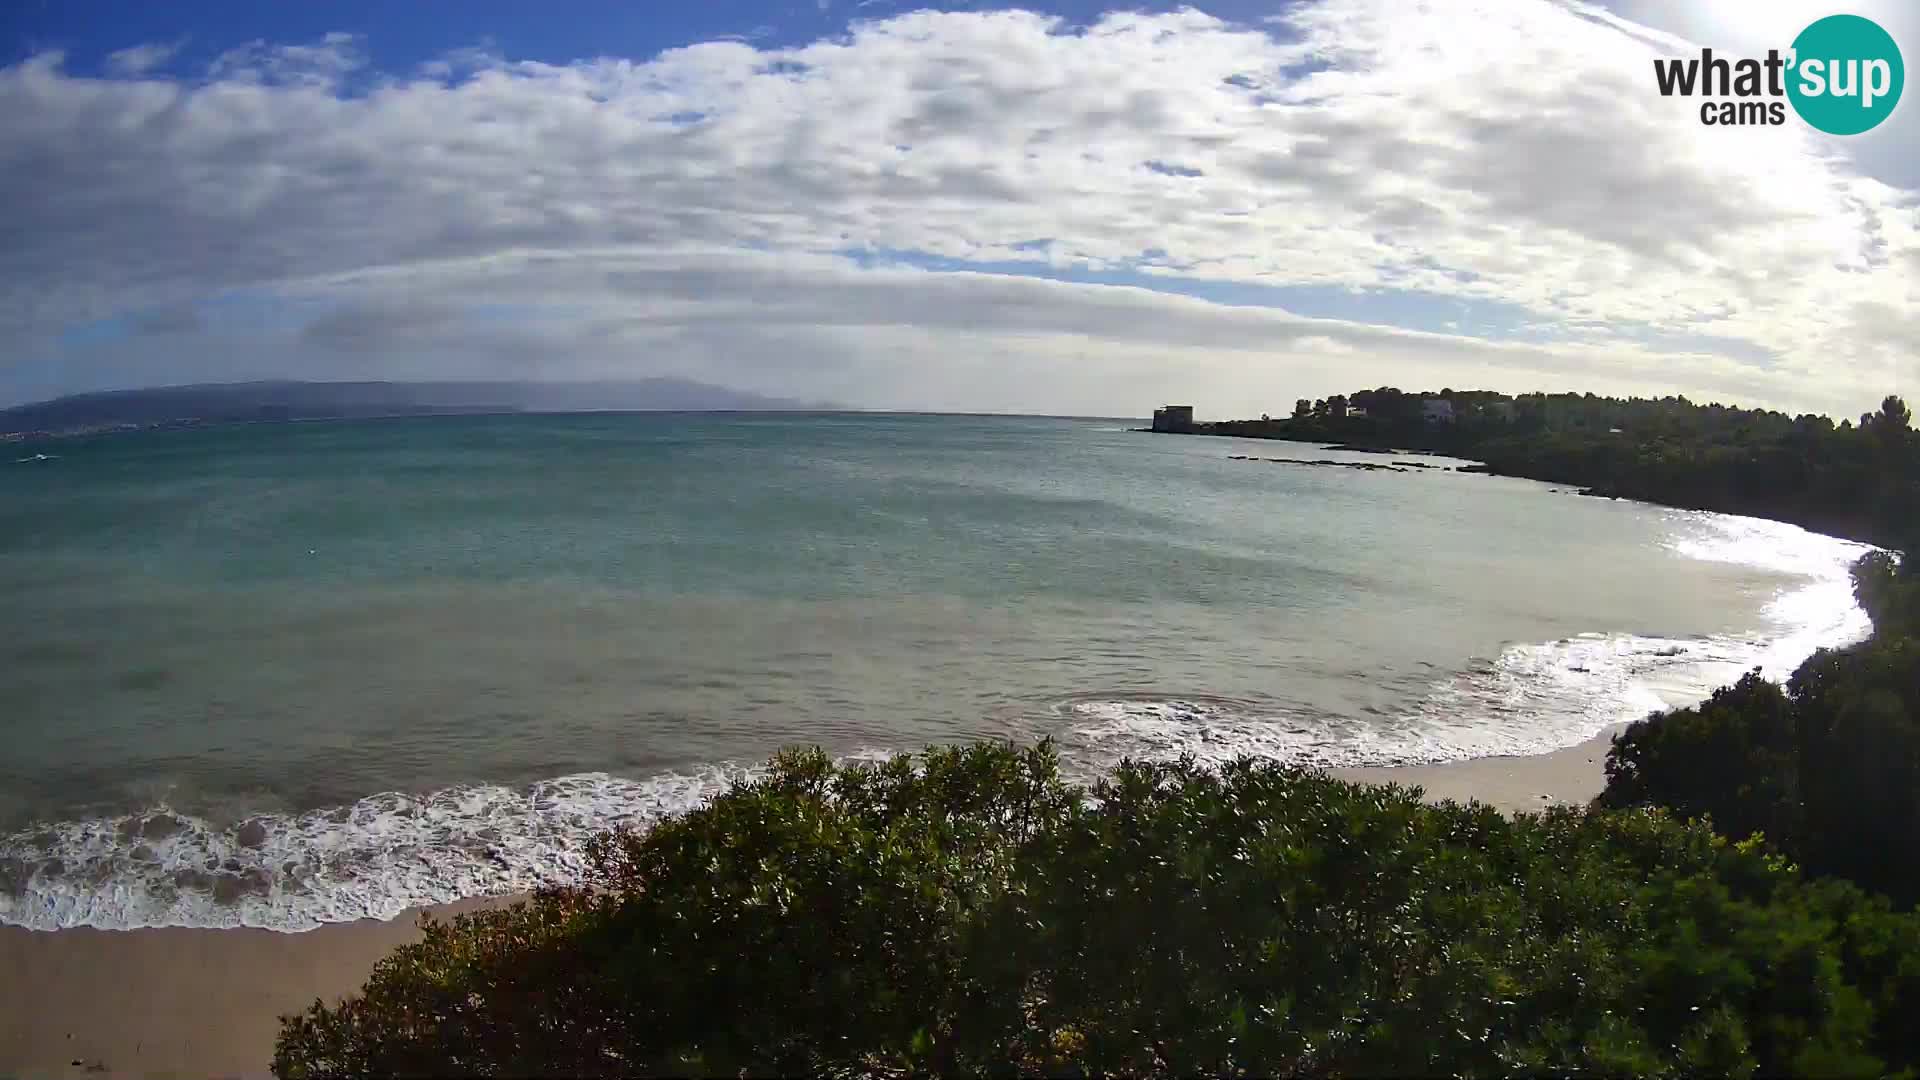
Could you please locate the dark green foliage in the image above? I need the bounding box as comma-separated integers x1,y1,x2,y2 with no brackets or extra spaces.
276,742,1920,1078
1203,390,1916,549
1602,552,1920,910
1785,634,1920,901
1855,550,1920,632
1600,671,1801,845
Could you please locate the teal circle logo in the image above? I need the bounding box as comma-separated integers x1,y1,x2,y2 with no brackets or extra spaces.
1787,14,1903,135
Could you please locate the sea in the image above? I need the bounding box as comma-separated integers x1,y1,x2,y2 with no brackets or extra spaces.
0,412,1876,931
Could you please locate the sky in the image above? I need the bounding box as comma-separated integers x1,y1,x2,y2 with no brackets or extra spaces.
2,0,1916,418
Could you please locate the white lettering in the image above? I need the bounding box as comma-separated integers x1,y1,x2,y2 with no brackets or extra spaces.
1830,57,1858,98
1863,59,1891,108
1800,57,1827,96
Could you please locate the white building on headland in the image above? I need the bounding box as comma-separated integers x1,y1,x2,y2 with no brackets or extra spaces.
1422,398,1456,424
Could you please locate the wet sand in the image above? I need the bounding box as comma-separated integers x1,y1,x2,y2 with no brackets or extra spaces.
0,728,1623,1078
0,896,514,1079
1336,722,1622,815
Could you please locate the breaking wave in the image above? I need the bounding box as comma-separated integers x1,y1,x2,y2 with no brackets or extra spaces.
0,767,763,932
0,511,1877,932
1064,511,1874,773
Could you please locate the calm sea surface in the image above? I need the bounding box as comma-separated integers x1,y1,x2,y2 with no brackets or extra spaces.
0,413,1873,929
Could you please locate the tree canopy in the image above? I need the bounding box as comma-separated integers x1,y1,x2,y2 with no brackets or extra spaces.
1204,389,1917,549
277,741,1920,1078
1600,550,1920,909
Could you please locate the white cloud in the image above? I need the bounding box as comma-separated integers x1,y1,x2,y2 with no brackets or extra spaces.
105,41,183,77
1,1,1915,414
47,249,1855,418
206,31,366,88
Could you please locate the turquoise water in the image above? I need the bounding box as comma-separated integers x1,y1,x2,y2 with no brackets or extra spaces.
0,413,1873,929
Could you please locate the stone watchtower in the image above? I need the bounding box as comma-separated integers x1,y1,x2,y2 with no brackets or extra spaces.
1151,405,1195,433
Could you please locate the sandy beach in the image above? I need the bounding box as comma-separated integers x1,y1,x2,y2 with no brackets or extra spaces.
0,895,517,1079
1336,723,1623,815
0,728,1622,1079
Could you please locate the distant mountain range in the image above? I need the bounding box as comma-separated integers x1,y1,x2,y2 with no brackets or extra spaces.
0,379,835,436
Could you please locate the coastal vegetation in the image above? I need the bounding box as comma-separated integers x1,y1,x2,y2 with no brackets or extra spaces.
270,389,1920,1078
1196,390,1917,550
275,740,1920,1077
1599,549,1920,909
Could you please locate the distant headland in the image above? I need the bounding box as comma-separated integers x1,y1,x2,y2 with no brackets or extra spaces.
0,379,833,441
1144,387,1916,552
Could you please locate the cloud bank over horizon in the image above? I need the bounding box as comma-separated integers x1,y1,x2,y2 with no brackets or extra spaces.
2,0,1915,417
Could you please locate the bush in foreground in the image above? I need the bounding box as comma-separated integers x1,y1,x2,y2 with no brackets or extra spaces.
1600,551,1920,909
275,742,1920,1078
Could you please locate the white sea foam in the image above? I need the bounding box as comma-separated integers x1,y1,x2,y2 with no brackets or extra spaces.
1664,509,1875,583
1665,511,1875,679
0,766,764,932
1064,511,1877,776
1064,634,1738,775
0,511,1878,932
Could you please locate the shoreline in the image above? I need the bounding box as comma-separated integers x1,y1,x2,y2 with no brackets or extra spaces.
1138,426,1894,551
0,729,1624,1078
1334,723,1622,815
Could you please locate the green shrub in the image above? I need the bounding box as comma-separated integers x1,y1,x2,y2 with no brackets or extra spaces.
276,742,1920,1078
1598,670,1800,845
1601,553,1920,911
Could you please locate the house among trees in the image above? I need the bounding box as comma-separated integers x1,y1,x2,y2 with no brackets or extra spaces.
1422,398,1456,424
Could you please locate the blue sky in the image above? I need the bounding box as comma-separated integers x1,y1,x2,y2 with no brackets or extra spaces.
9,0,1297,75
1,0,1915,416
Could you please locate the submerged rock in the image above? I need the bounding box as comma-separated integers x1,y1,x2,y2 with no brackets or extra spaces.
1227,455,1413,474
